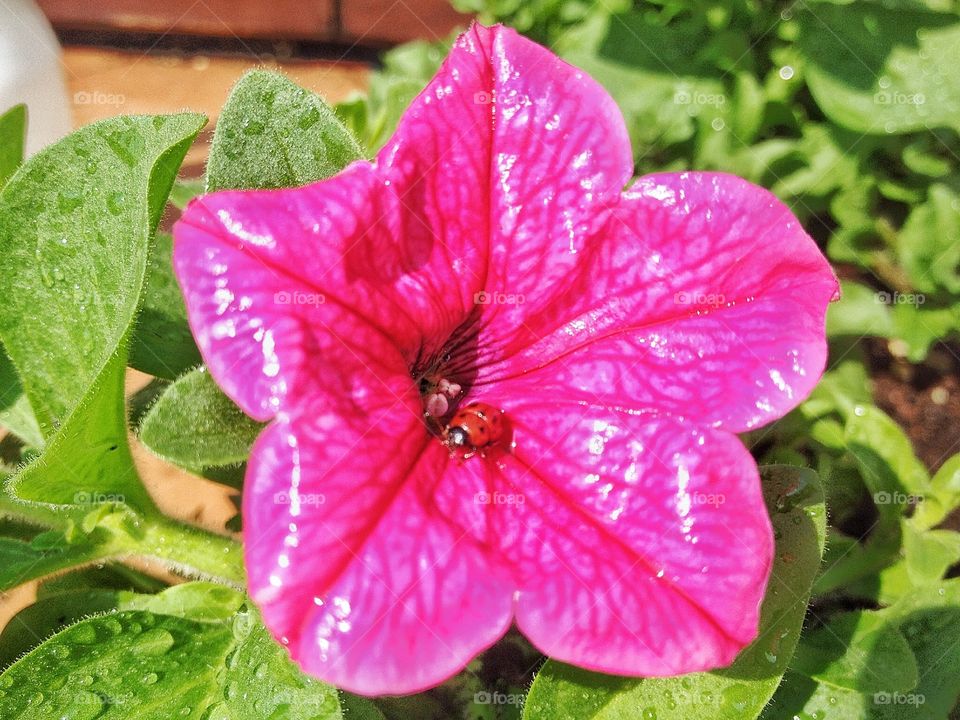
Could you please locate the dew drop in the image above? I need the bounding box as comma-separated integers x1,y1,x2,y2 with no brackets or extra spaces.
135,628,175,655
298,106,321,130
71,624,99,645
70,690,106,720
106,191,125,216
57,190,84,214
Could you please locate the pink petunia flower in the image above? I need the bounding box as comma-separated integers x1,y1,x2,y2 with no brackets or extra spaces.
173,23,838,696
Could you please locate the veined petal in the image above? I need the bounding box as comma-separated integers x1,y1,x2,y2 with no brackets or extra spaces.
477,172,839,432
441,401,772,675
244,407,513,696
378,23,633,362
173,163,426,420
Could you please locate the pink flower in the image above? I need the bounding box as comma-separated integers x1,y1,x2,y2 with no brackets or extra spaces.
173,23,838,696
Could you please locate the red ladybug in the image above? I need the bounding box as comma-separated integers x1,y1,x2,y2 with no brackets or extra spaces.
442,402,504,456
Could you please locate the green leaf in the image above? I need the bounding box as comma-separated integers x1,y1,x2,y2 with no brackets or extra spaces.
902,522,960,584
558,10,729,161
209,603,345,720
10,352,157,511
0,113,206,435
0,588,120,667
916,453,960,528
0,584,347,719
0,610,236,719
523,466,827,720
168,177,204,210
776,580,960,718
206,70,363,193
0,531,123,592
0,104,26,188
0,347,43,448
790,610,917,693
825,281,894,339
897,184,960,295
120,581,245,622
139,367,263,471
877,580,960,718
0,579,220,667
845,406,930,502
129,233,202,379
0,114,205,514
798,3,960,134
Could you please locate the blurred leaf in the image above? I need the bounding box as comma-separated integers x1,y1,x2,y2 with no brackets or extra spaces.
826,282,894,339
916,453,960,528
0,348,42,448
559,10,729,161
0,104,25,188
845,406,929,500
168,177,204,209
337,40,447,153
791,610,917,693
897,184,960,295
799,3,960,133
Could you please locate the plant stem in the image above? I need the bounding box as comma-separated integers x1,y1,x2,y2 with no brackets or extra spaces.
0,482,245,588
135,516,246,587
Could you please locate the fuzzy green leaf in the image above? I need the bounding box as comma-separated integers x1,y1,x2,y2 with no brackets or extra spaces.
138,367,263,471
206,70,362,193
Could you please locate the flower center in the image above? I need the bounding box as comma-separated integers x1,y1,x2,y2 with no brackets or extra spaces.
419,375,463,421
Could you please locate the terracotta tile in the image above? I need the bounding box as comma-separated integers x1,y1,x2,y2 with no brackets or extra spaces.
340,0,470,44
37,0,335,40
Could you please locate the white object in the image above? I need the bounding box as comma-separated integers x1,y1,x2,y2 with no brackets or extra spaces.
0,0,72,155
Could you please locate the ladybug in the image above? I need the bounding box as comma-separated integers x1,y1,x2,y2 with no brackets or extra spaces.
442,402,504,457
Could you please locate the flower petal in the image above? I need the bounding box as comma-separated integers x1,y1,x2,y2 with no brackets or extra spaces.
477,172,839,432
244,407,513,696
173,163,429,420
378,23,633,361
442,400,772,675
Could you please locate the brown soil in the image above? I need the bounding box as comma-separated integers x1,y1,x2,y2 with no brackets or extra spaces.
867,338,960,473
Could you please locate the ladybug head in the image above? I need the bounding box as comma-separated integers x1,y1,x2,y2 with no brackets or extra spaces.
444,426,471,449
